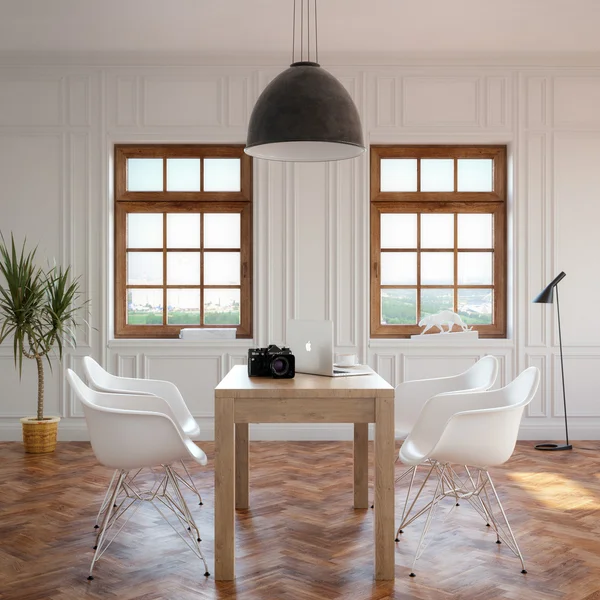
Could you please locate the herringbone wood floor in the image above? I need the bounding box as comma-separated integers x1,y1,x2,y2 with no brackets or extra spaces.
0,441,599,600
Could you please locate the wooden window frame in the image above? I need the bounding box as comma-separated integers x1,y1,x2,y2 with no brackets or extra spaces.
114,144,252,339
370,145,507,339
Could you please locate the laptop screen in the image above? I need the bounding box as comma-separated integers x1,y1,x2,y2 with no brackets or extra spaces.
286,319,335,376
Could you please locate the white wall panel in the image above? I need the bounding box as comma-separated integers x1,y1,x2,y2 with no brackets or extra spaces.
294,162,329,320
0,77,62,126
402,77,480,127
67,75,91,127
0,134,62,255
142,76,222,126
526,76,548,129
526,355,547,417
375,77,397,127
227,75,249,127
334,159,358,348
486,76,510,129
555,355,600,417
554,77,600,127
526,133,547,347
553,132,600,346
117,354,138,378
375,354,396,386
113,76,138,127
266,161,286,345
144,354,221,416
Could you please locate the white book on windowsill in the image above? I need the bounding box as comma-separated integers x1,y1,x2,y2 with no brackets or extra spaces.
410,331,479,342
179,328,236,340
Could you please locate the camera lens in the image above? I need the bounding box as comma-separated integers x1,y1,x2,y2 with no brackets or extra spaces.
270,356,290,377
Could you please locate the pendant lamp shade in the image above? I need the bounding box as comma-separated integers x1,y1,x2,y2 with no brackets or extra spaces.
245,62,365,162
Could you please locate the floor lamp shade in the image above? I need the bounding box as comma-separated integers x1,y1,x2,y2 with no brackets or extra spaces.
533,271,572,451
245,62,365,162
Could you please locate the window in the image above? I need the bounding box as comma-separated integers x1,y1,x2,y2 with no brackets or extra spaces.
370,145,506,338
114,145,252,339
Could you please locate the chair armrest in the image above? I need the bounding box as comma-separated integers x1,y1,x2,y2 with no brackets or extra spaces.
93,391,180,425
82,405,207,470
429,404,526,467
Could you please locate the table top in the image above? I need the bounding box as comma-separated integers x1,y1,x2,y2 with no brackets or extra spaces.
215,365,394,399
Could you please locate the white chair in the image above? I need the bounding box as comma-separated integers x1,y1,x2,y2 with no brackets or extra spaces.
398,366,540,577
82,356,204,523
392,356,499,530
66,369,210,580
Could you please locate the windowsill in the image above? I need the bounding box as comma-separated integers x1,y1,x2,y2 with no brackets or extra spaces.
369,337,513,348
107,338,255,349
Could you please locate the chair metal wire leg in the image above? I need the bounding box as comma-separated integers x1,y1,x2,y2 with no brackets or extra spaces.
480,471,527,573
174,459,203,505
395,465,417,539
88,470,127,580
410,463,446,577
396,461,438,537
94,469,118,529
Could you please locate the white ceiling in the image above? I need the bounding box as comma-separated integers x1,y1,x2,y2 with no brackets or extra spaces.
1,0,600,60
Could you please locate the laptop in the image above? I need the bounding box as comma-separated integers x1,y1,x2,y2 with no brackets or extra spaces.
286,319,372,377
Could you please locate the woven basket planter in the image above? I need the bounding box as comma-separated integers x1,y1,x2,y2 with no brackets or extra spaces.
20,417,61,454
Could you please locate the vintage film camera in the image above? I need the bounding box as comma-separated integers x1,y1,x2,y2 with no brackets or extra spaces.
248,345,295,378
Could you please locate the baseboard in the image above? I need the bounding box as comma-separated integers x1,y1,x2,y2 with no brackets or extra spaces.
1,421,599,442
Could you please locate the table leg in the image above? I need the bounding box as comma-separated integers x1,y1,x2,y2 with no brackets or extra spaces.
236,423,249,509
374,395,395,580
353,422,369,508
215,396,235,580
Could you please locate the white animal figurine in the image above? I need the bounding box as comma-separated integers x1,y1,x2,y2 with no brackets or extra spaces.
418,310,472,334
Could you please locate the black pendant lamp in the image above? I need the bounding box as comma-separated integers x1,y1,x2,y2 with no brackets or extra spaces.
245,0,365,162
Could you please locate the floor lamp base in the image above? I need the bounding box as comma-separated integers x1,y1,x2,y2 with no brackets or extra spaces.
535,443,573,451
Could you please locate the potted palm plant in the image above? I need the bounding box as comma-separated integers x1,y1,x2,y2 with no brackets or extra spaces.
0,233,87,453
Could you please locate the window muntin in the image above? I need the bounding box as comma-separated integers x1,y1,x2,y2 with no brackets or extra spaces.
114,145,252,339
371,145,506,338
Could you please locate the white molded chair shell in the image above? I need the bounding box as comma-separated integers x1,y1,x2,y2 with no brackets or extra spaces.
82,356,199,439
395,355,499,437
400,366,540,468
67,369,207,471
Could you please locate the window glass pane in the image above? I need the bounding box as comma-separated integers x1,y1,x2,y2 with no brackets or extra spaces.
167,289,201,325
167,213,200,249
204,213,241,248
420,159,454,192
127,252,163,285
204,252,240,285
204,289,240,325
127,289,163,325
458,214,493,248
381,214,417,249
420,289,454,320
167,252,200,285
458,288,493,325
127,158,163,191
128,213,163,248
381,289,416,325
166,158,201,192
204,158,241,192
380,159,417,192
421,252,454,285
421,214,454,248
381,252,417,285
458,252,493,284
457,159,493,192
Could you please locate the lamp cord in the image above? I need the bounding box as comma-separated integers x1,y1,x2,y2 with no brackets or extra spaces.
556,287,570,446
292,0,296,64
292,0,319,64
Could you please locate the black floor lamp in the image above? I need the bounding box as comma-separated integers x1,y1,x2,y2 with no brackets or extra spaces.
533,271,572,451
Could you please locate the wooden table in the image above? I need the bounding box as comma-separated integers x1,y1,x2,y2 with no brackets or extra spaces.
214,365,395,581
